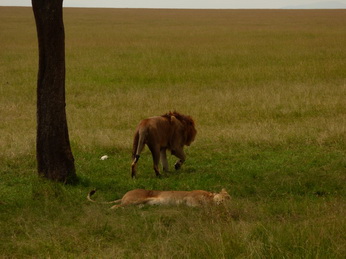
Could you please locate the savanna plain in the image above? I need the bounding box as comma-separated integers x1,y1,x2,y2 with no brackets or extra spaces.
0,7,345,258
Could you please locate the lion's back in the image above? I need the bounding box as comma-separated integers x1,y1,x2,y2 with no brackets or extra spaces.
137,116,174,147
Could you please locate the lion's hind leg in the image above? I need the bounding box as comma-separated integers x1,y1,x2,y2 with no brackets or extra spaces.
110,203,125,209
110,198,152,209
148,144,162,177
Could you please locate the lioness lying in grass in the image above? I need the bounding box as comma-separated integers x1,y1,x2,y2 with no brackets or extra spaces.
87,188,230,209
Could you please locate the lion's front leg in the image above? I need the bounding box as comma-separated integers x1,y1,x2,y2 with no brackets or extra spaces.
174,160,184,170
172,148,186,170
160,148,169,172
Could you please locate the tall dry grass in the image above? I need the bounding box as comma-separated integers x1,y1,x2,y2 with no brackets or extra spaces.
1,8,345,157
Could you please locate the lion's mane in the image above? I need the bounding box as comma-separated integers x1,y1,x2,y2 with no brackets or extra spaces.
162,111,197,146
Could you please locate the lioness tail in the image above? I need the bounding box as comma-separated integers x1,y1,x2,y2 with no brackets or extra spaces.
87,190,121,204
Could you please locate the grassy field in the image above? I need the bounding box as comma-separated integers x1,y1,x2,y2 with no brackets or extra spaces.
1,7,345,258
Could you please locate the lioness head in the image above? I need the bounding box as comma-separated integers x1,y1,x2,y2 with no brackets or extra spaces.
213,189,231,205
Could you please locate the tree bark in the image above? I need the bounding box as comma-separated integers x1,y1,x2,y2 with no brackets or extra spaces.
32,0,76,183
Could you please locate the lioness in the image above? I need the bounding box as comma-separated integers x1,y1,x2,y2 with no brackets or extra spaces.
87,188,230,209
131,111,197,178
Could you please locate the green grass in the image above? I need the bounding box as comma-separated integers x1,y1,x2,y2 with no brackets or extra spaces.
0,7,345,258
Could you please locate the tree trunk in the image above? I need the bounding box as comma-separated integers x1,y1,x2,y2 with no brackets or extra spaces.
32,0,76,183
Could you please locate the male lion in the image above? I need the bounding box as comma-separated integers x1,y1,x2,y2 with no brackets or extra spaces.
87,188,230,209
131,111,197,178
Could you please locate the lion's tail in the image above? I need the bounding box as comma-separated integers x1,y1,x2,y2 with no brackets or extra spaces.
131,127,147,178
132,131,140,160
87,190,121,204
132,129,146,162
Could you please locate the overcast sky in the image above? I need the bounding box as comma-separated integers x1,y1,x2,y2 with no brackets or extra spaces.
1,0,346,9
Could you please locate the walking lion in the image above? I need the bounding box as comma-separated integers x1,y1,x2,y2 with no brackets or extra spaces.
131,111,197,178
